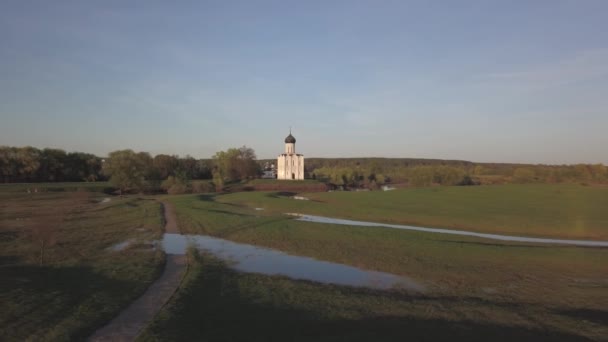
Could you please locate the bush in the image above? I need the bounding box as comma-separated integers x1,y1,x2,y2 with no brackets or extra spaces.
458,175,477,186
161,176,191,194
192,181,215,193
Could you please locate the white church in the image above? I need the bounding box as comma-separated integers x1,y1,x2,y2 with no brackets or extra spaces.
277,130,305,180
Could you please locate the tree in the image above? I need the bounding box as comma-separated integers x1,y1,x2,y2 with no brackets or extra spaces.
38,148,66,181
212,146,259,182
103,150,152,196
161,169,191,194
408,166,434,187
433,166,466,185
153,154,180,180
513,168,536,183
0,146,15,182
64,152,103,181
16,147,41,182
212,167,224,192
178,155,198,179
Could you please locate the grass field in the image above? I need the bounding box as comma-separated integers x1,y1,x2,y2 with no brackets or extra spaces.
139,252,606,341
0,188,164,341
0,181,112,193
160,185,608,340
212,184,608,239
2,183,607,340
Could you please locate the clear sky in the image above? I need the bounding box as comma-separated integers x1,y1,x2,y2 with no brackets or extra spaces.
1,1,607,164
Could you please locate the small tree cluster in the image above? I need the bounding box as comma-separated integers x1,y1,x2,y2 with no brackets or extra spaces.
102,150,152,196
212,146,260,183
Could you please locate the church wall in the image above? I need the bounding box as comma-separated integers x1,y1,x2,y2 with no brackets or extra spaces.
277,154,304,180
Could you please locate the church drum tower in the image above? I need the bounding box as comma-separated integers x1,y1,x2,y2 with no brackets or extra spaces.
277,131,304,180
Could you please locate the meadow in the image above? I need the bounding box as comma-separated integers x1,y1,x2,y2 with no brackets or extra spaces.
1,183,607,340
139,252,604,341
157,184,608,340
215,183,608,239
0,186,164,341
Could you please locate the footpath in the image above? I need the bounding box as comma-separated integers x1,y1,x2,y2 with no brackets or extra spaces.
89,202,186,342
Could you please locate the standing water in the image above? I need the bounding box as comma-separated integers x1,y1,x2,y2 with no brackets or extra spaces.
162,233,424,292
290,214,608,247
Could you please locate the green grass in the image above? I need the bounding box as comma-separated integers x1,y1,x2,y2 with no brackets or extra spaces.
3,183,607,340
158,188,608,340
139,252,606,341
214,184,608,239
0,190,164,341
0,181,112,193
167,191,607,303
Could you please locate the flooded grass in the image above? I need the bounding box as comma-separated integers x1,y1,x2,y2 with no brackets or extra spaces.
162,233,424,291
2,184,607,340
139,253,600,342
164,192,608,340
292,214,608,247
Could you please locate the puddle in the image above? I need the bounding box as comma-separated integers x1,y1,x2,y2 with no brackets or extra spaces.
100,197,111,204
289,214,608,247
162,233,424,292
107,239,134,251
255,208,265,211
108,239,159,252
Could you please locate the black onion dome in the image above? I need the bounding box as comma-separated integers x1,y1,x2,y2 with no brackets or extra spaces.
284,133,296,143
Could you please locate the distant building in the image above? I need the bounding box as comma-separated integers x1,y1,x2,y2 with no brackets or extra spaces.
277,130,304,180
261,161,276,179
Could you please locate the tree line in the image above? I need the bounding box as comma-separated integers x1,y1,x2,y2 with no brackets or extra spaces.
0,146,213,185
3,146,607,191
0,146,103,183
102,146,260,194
302,158,608,187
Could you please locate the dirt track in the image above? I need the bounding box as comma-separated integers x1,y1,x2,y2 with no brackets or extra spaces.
88,201,186,342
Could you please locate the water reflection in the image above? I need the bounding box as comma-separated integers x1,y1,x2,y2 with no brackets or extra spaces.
162,233,424,292
107,239,133,251
291,214,608,247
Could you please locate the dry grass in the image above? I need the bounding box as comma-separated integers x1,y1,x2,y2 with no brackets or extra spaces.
0,190,165,341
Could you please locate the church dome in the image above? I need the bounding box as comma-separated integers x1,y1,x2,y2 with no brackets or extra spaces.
284,133,296,144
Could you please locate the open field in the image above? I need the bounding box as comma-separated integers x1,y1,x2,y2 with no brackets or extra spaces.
0,188,164,341
1,183,607,340
210,184,608,239
162,186,608,340
0,181,112,194
139,252,605,341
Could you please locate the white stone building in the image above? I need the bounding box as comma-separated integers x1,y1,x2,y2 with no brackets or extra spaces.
277,131,304,180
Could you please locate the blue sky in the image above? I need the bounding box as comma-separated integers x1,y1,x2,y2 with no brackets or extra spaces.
1,1,607,163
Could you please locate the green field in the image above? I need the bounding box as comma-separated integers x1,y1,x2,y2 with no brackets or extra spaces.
0,181,112,193
2,183,607,340
0,188,164,341
139,252,604,341
208,184,608,239
157,185,608,340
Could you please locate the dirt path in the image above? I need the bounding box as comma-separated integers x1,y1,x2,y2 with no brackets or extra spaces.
161,201,180,234
89,201,186,342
